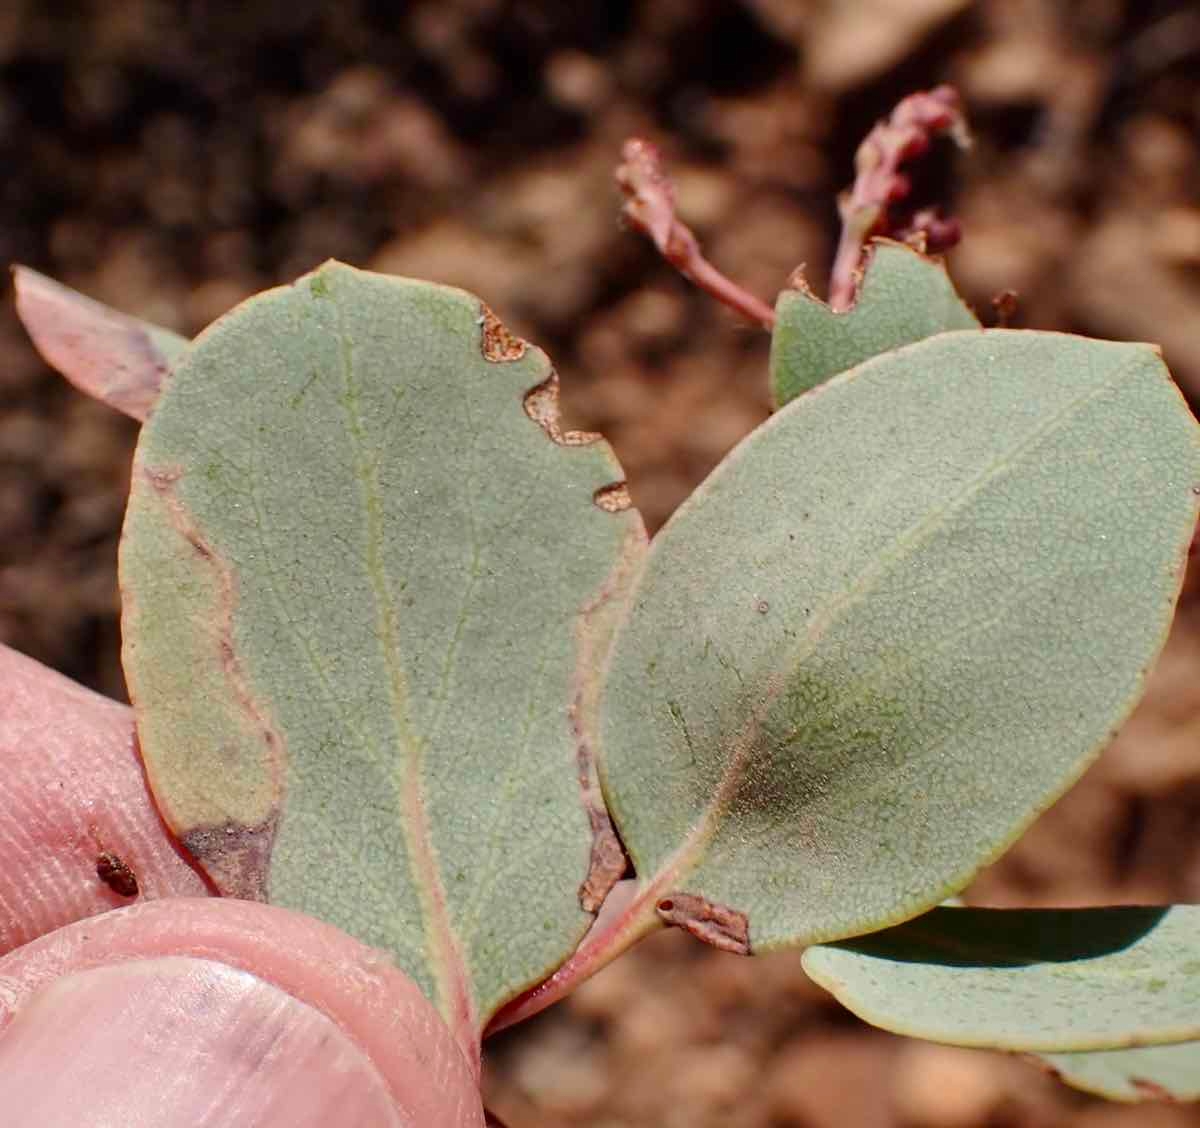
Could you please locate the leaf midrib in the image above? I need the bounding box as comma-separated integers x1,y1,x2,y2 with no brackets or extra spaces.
332,297,476,1038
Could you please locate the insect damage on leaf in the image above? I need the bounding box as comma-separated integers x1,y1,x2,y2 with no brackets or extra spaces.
95,851,139,898
478,303,527,362
657,892,751,955
179,820,277,902
522,371,600,446
573,527,645,913
130,466,286,901
592,482,633,513
523,372,634,512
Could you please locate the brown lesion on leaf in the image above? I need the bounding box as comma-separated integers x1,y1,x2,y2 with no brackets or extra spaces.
140,465,285,901
572,525,645,913
578,819,628,914
592,481,633,514
179,818,278,902
521,362,643,912
656,892,751,955
479,303,527,362
522,371,601,446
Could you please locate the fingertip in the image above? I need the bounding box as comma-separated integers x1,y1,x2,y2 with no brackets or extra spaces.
0,644,210,954
0,898,485,1127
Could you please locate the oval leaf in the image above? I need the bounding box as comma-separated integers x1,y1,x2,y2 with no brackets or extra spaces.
1039,1041,1200,1102
599,330,1200,952
120,262,646,1044
802,906,1200,1051
770,240,979,406
13,266,187,421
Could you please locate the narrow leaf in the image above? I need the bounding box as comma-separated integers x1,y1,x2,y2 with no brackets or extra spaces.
770,240,978,406
598,330,1200,953
1038,1041,1200,1102
801,905,1200,1051
120,263,646,1047
13,266,187,421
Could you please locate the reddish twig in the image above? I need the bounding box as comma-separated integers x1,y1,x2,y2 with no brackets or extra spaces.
615,138,776,330
829,85,971,312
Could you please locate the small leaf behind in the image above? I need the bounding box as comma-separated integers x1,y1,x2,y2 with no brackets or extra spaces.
770,240,978,406
121,263,646,1044
599,330,1200,953
802,905,1200,1051
13,266,187,420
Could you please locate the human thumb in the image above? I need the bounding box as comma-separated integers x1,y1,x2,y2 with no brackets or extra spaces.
0,898,484,1127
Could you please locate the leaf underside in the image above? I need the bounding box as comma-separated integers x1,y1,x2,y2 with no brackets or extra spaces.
1038,1040,1200,1102
769,239,979,407
801,906,1200,1052
120,262,645,1034
599,329,1200,953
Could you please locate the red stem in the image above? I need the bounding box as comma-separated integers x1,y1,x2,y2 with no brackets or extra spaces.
615,139,776,330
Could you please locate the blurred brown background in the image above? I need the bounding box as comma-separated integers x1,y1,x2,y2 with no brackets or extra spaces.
2,1,1200,1124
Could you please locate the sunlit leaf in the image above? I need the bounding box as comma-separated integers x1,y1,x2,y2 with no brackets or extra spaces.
599,330,1199,952
1039,1040,1200,1102
770,240,978,405
802,905,1200,1050
121,262,646,1045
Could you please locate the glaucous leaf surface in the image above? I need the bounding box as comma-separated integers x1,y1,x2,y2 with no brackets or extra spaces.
121,262,645,1040
1039,1040,1200,1102
13,266,187,421
770,240,979,406
802,906,1200,1050
599,330,1200,953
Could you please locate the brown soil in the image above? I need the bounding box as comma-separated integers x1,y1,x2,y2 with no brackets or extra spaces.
3,2,1200,1125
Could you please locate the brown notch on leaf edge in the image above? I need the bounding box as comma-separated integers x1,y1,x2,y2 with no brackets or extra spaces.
592,481,633,513
479,303,527,362
521,371,601,447
570,529,645,913
656,892,751,955
520,370,633,516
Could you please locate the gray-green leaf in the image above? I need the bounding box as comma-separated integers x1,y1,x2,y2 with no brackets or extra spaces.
1039,1040,1200,1102
770,240,979,406
120,263,646,1046
598,330,1199,953
802,905,1200,1051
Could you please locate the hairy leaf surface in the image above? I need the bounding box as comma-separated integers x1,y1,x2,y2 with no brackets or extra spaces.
770,240,978,405
802,906,1200,1050
599,330,1199,952
121,262,645,1042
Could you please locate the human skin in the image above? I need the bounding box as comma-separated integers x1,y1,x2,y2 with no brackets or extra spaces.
0,644,485,1127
